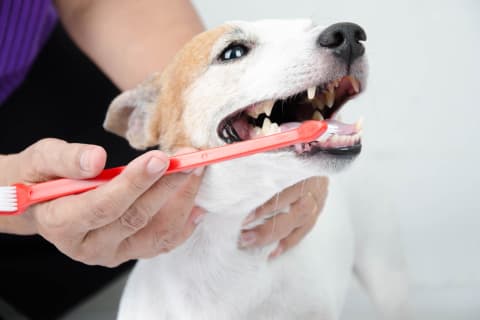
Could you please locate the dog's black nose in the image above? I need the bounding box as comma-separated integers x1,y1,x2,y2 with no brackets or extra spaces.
317,22,366,64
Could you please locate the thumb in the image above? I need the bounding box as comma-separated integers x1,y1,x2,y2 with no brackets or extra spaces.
18,138,106,182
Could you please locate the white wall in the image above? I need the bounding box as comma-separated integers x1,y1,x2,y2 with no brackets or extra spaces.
192,0,480,318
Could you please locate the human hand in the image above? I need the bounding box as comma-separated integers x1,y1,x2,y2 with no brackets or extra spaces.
0,139,205,267
239,177,329,259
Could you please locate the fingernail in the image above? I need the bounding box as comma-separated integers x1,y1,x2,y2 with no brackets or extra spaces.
147,156,168,175
242,210,257,226
239,231,257,248
268,246,284,260
80,150,92,172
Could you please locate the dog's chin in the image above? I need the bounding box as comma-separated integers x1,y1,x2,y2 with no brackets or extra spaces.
281,146,361,174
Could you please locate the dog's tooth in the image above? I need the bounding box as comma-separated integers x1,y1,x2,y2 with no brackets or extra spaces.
325,91,335,108
355,117,364,132
270,122,280,134
263,100,275,117
312,111,324,121
328,135,338,147
307,87,316,100
262,117,272,133
247,105,262,119
347,76,360,93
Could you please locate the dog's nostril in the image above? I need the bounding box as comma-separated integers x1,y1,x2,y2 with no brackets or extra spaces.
327,31,345,49
317,22,366,64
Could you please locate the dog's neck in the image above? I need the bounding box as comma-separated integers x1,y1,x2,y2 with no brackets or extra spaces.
195,152,319,216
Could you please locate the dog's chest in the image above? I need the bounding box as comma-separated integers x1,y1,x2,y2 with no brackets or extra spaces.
118,171,355,320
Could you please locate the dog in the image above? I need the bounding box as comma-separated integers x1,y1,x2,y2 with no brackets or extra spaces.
104,19,408,320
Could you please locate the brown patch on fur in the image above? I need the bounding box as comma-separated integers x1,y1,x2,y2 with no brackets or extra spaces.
147,25,231,153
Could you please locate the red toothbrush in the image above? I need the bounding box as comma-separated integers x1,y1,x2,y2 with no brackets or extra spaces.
0,121,329,215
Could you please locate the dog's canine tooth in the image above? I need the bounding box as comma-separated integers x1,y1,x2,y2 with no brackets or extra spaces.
263,100,275,117
247,104,263,119
325,91,335,108
262,117,272,133
346,76,360,93
312,111,324,121
355,117,364,131
307,86,316,100
248,100,275,118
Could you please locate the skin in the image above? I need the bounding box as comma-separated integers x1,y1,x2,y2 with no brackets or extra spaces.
0,0,329,266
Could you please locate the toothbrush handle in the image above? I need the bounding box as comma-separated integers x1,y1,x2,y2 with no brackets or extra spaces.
28,121,327,204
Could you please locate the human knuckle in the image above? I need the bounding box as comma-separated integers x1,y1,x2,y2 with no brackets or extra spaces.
71,246,97,265
181,184,199,200
90,193,117,221
255,225,273,244
296,198,313,219
125,173,148,193
152,230,178,254
24,140,51,179
103,259,122,268
158,177,180,193
74,243,109,266
39,201,68,230
120,205,151,231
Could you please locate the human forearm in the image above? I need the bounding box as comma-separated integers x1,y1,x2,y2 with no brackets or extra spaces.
54,0,204,90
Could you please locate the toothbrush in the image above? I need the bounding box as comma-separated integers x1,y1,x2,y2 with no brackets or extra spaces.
0,120,331,215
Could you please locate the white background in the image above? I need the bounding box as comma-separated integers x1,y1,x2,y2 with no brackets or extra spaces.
63,0,480,319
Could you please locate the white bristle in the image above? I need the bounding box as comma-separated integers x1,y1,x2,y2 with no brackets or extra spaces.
0,186,18,212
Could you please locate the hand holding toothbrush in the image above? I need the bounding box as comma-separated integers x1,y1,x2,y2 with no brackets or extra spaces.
0,127,329,266
0,138,205,267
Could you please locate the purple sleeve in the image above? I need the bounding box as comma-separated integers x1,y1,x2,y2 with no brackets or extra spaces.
0,0,57,105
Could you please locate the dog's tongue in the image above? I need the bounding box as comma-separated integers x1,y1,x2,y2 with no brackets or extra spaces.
232,118,251,140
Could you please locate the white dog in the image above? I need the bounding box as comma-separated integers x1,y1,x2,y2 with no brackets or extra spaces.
104,19,408,320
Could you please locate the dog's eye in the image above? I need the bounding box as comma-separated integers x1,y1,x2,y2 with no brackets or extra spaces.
219,44,249,62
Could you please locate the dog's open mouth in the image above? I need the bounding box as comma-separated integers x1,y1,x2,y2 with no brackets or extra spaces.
217,75,363,155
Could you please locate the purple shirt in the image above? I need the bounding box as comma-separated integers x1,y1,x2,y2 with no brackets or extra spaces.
0,0,57,104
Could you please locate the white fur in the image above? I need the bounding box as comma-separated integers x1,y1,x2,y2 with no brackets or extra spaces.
115,19,408,320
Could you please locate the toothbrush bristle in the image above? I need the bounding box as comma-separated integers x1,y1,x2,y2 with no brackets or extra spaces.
0,186,18,212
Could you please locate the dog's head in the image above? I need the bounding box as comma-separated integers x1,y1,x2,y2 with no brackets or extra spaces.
104,19,367,210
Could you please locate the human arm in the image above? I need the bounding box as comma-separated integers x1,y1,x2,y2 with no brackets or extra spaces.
54,0,204,90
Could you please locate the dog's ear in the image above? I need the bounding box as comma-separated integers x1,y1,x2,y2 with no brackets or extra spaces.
103,73,161,149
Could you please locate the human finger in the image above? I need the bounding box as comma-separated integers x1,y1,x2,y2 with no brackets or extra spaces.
243,177,327,226
87,168,200,249
239,190,318,248
114,168,205,260
33,150,169,242
18,138,106,182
